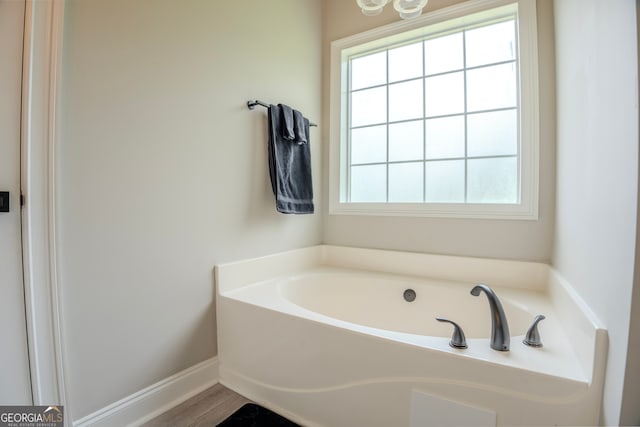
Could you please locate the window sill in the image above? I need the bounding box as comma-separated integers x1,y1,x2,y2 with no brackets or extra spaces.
329,202,538,220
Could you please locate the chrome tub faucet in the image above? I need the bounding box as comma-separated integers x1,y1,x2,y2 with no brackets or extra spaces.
471,284,510,351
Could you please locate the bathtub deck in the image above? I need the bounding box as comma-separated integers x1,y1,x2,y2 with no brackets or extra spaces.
141,383,251,427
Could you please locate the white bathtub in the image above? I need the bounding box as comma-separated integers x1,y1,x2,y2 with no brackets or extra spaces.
216,245,607,427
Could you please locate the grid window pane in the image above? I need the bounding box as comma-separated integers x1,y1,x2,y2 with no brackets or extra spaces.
351,164,387,202
389,120,423,161
467,157,518,203
425,115,465,159
425,72,464,117
389,42,423,83
346,16,524,208
389,162,423,202
389,79,423,122
351,52,386,90
351,125,387,164
351,86,387,127
468,110,517,157
466,20,516,68
467,63,517,112
425,160,465,202
424,33,463,75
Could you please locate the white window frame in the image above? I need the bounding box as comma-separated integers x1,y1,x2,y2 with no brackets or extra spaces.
329,0,539,219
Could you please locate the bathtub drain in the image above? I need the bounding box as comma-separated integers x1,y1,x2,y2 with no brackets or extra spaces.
403,289,416,302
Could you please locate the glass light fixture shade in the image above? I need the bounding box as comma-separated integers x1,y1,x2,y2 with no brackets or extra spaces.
357,0,387,9
393,0,428,17
357,0,391,17
362,7,384,16
399,9,423,19
356,0,425,19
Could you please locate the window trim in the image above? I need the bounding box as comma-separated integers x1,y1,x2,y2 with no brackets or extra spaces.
329,0,539,220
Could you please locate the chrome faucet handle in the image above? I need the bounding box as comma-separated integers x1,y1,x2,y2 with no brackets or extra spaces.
436,317,468,349
523,314,546,347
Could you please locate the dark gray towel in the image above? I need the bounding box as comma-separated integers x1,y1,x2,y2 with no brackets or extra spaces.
279,104,296,141
268,104,314,214
293,109,307,145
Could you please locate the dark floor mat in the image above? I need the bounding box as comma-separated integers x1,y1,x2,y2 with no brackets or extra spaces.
216,403,301,427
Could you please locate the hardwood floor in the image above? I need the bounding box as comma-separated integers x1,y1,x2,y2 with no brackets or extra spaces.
141,384,252,427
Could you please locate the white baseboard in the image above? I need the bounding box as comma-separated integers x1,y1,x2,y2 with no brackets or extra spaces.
74,357,219,427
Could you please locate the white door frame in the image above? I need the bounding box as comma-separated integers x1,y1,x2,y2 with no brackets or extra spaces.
21,0,68,415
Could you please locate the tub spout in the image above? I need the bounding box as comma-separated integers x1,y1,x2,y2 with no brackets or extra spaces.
470,284,510,351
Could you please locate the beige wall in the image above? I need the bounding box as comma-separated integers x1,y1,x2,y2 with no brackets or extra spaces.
59,0,322,420
553,0,638,425
321,0,556,263
620,6,640,423
620,3,640,421
55,0,640,424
